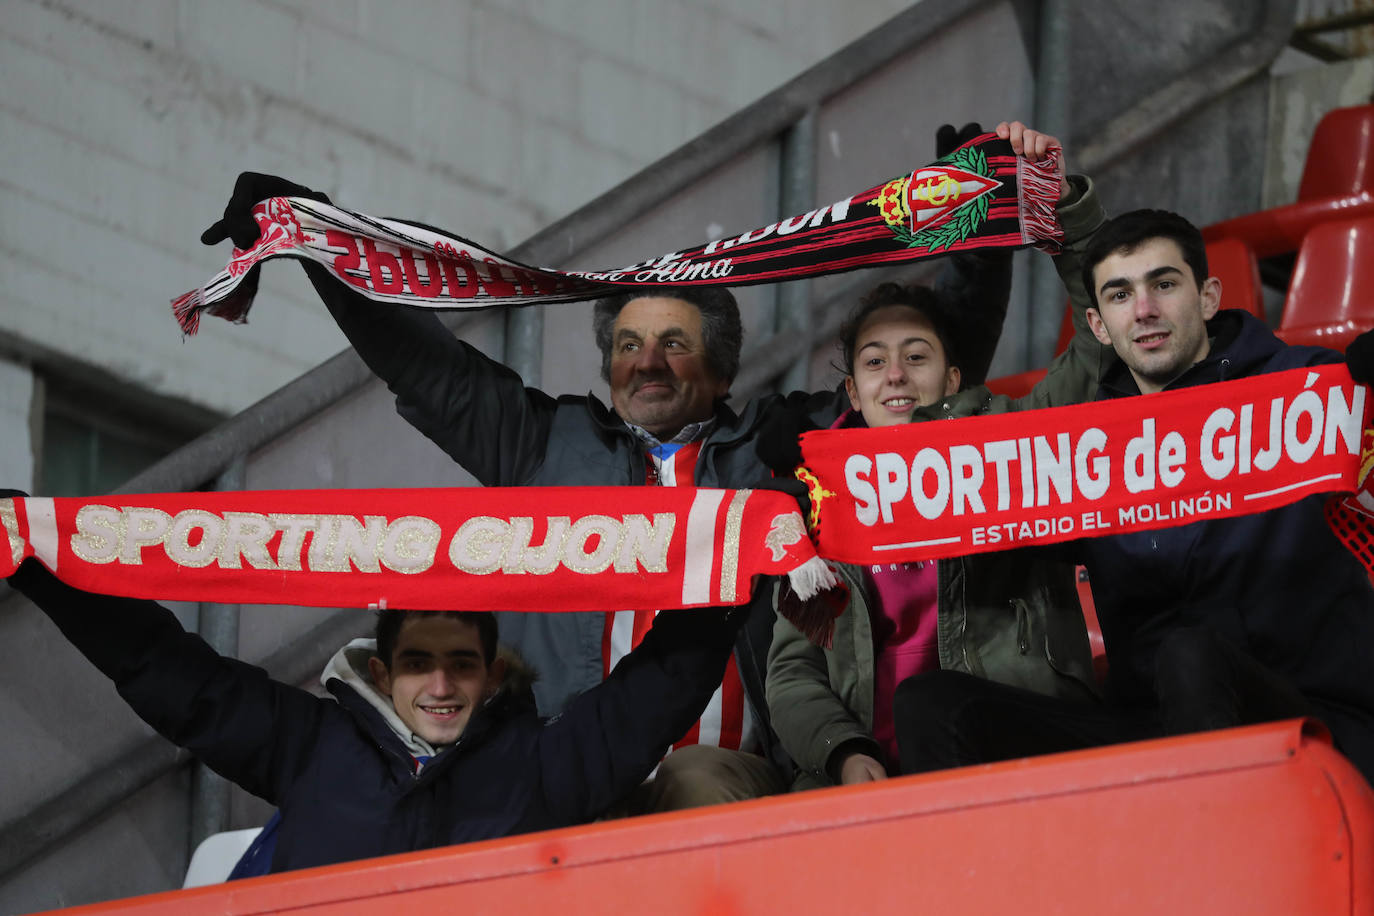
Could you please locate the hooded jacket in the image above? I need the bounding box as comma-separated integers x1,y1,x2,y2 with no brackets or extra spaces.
319,637,540,760
1081,308,1374,779
9,559,741,874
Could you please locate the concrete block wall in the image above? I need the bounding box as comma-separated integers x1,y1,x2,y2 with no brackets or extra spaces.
0,0,912,421
0,360,34,491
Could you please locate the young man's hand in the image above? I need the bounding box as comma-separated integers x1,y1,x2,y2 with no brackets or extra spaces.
995,120,1070,201
838,751,888,785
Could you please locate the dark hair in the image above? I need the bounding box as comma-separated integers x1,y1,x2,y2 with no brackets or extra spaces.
592,287,743,384
837,282,960,377
1081,209,1209,305
374,609,499,669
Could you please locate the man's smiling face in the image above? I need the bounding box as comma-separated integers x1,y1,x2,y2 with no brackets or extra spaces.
607,296,729,439
1086,237,1221,394
368,615,505,747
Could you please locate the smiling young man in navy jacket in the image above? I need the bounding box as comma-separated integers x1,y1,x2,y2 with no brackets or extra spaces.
892,209,1374,784
5,550,742,874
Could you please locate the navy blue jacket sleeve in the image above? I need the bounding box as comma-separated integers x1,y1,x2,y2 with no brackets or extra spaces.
8,559,327,805
301,261,560,486
533,607,742,820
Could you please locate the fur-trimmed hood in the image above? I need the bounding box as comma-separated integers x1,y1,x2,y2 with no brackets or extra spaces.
320,639,538,758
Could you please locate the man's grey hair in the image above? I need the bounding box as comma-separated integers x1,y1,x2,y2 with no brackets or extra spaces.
592,287,743,385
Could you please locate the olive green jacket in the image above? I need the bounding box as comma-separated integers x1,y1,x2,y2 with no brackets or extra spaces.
768,547,1100,788
766,176,1108,789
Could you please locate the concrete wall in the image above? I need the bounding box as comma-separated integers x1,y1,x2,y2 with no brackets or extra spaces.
0,360,35,492
1067,2,1273,225
0,0,912,421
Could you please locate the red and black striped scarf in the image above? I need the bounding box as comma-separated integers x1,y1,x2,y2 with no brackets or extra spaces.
173,135,1063,332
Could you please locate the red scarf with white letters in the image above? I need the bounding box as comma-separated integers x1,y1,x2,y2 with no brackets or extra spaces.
7,370,1374,647
0,487,831,614
798,365,1374,567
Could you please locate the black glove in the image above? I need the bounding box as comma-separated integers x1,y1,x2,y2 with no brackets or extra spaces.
200,172,331,250
752,474,811,507
1348,329,1374,386
755,395,820,476
754,397,822,516
936,122,983,159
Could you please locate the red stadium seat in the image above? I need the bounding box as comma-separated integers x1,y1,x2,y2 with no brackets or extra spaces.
1203,104,1374,259
1074,565,1108,685
1205,237,1264,319
984,367,1045,399
1298,103,1374,201
1275,216,1374,349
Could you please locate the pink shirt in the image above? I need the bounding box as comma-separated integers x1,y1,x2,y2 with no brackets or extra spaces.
865,560,941,770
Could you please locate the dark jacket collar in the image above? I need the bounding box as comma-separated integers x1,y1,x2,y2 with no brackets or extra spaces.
909,385,995,421
582,392,760,447
329,678,530,779
1097,309,1282,399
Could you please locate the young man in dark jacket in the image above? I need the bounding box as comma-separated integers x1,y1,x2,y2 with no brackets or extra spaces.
4,555,743,874
895,209,1374,784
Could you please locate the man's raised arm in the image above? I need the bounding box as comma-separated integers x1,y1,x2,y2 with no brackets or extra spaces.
201,172,559,487
5,556,323,805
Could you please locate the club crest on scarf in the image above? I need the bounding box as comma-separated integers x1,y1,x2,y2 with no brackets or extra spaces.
764,512,808,562
1360,427,1374,488
1324,424,1374,579
871,144,1000,252
793,466,836,532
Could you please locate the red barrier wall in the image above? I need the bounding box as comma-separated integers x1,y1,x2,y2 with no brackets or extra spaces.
40,719,1373,916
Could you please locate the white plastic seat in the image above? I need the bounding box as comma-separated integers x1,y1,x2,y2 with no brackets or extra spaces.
182,827,263,888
